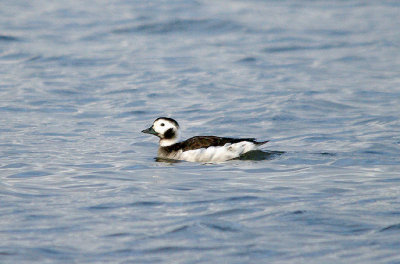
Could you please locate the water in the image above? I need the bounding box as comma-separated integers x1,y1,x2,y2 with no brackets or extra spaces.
1,0,400,263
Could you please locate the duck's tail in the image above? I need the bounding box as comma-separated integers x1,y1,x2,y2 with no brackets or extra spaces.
255,140,269,146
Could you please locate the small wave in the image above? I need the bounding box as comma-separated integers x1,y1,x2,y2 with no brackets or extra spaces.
113,18,242,35
237,57,257,63
1,163,28,169
105,89,139,95
144,245,224,254
225,195,259,202
317,152,337,156
0,35,20,42
380,223,400,232
0,251,16,256
205,208,253,217
120,164,149,170
86,204,119,211
103,232,131,238
129,201,164,207
0,106,30,113
263,42,373,53
291,210,306,215
166,225,190,234
74,163,113,169
8,171,51,179
202,222,239,233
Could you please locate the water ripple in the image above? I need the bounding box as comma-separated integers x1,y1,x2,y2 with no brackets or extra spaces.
113,18,243,35
8,171,51,179
0,35,20,42
380,223,400,232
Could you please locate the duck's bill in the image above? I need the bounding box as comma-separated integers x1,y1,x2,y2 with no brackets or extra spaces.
142,126,158,135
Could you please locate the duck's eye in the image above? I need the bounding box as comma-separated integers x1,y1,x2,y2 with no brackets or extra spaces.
160,123,165,127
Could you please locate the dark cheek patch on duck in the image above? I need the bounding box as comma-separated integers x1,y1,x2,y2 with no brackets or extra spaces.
163,128,175,139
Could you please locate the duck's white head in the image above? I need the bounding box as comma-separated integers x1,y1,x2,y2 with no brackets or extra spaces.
142,117,180,147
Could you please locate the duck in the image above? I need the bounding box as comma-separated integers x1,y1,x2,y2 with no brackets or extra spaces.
142,117,268,163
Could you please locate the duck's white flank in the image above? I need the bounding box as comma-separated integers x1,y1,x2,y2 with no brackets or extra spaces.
159,141,258,163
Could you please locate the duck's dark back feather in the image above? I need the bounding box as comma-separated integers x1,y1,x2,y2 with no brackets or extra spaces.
162,136,268,152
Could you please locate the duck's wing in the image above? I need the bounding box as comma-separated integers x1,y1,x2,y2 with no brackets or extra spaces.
177,136,268,151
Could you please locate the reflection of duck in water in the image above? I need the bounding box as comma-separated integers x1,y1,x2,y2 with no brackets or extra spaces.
142,117,269,163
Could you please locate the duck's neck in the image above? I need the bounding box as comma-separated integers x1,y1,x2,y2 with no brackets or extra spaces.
160,137,178,147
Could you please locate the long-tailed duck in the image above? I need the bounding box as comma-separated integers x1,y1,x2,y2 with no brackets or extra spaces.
142,117,268,162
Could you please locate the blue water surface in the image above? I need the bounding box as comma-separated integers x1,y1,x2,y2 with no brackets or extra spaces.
1,0,400,263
